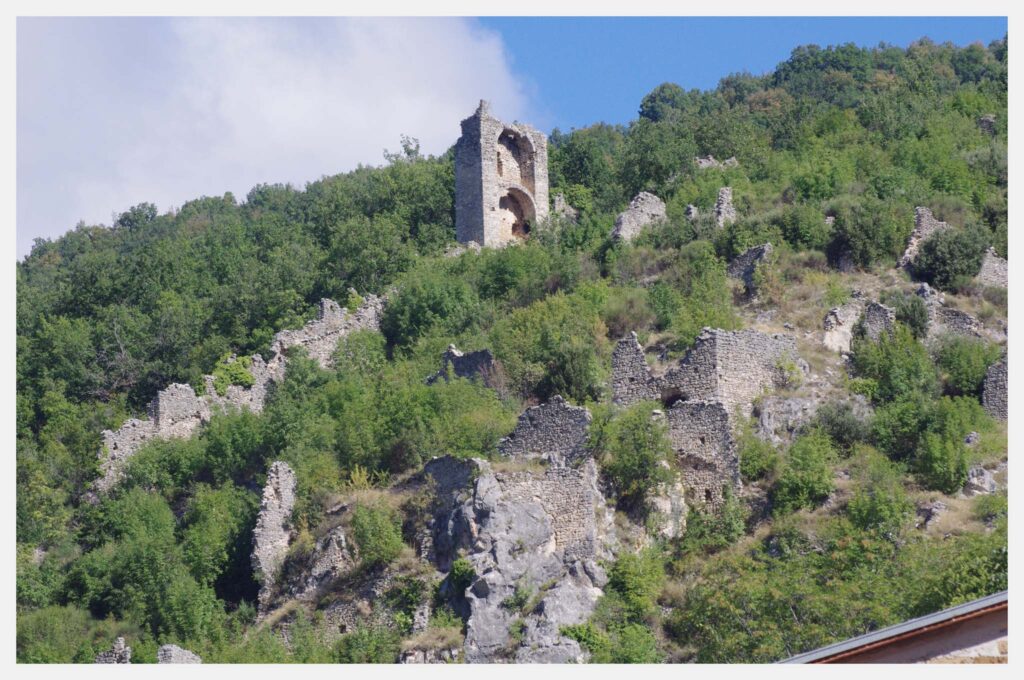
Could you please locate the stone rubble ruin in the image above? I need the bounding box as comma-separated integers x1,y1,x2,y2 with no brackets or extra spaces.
94,637,131,664
455,100,549,248
92,294,384,495
552,193,579,222
426,344,501,389
727,243,773,297
695,155,739,170
252,461,298,613
859,301,897,342
610,191,667,242
914,283,983,342
899,207,951,268
714,187,737,228
157,645,202,664
977,113,997,135
975,247,1008,289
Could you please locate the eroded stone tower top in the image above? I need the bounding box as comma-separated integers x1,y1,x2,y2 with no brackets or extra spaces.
455,100,549,247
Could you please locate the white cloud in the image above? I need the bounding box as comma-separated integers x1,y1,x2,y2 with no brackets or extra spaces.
17,17,532,258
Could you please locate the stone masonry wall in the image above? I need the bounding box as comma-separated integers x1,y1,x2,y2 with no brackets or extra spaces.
727,243,773,297
426,344,499,388
455,100,549,248
823,292,866,353
715,187,737,227
613,328,800,417
93,294,383,494
497,395,593,465
860,301,897,341
665,401,740,511
900,207,951,268
982,357,1007,421
975,247,1008,289
252,461,297,614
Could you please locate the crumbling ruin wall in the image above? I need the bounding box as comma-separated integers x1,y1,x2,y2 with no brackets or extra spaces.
977,113,997,135
665,401,740,511
982,357,1007,421
610,191,666,241
252,461,297,613
860,301,897,342
899,207,951,268
823,292,866,353
552,193,579,222
93,295,383,494
914,284,983,342
727,243,773,296
695,155,738,170
715,187,736,227
157,645,202,664
497,395,593,465
975,247,1008,289
455,100,549,248
613,328,800,417
95,638,131,664
426,344,499,388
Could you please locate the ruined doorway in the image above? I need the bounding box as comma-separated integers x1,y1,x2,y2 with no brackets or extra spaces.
498,189,534,241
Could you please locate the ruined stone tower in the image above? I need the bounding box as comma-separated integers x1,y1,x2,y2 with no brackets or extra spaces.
455,100,549,247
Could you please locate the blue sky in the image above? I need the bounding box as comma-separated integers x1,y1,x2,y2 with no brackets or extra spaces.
480,17,1009,132
16,16,1008,259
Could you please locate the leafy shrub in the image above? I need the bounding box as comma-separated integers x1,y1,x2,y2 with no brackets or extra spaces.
915,225,989,291
738,429,779,483
772,429,836,515
850,325,938,403
448,556,476,594
812,400,871,453
679,491,748,556
334,625,400,663
601,286,655,338
880,291,930,340
972,493,1007,523
846,448,912,536
934,336,1003,397
594,402,673,509
826,197,909,268
351,505,404,568
605,549,666,622
872,395,933,461
209,354,254,397
380,267,479,348
915,432,969,494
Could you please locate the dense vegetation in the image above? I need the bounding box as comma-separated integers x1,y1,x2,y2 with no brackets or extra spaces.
17,37,1007,663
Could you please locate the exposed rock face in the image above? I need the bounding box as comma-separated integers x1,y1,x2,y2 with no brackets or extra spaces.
445,240,483,258
899,207,951,268
552,193,579,222
755,394,871,446
982,357,1007,421
727,243,773,296
714,187,736,228
93,294,383,495
612,329,803,417
424,397,615,663
823,292,866,353
685,204,699,220
455,100,549,247
666,401,739,511
282,524,355,604
95,637,131,664
426,344,500,389
252,461,297,612
611,192,667,241
157,644,202,664
963,466,998,497
975,247,1008,289
646,459,688,539
915,500,948,530
695,155,738,170
977,113,997,135
860,301,897,342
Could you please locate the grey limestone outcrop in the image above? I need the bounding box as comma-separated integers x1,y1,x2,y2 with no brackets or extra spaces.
823,292,866,353
695,155,739,170
552,193,579,222
157,644,202,664
982,357,1007,421
423,396,616,663
253,461,297,613
93,294,383,495
611,191,667,242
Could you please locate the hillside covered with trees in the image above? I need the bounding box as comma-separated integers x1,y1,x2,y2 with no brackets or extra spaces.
17,36,1007,663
